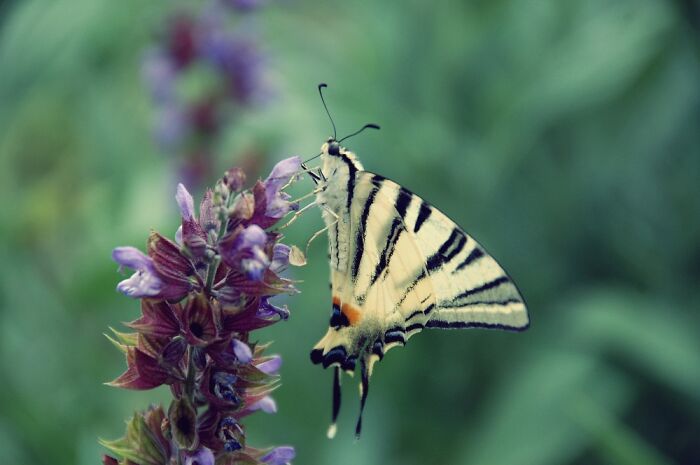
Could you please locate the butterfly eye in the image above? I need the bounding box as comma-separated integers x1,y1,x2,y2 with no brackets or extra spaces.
328,142,340,156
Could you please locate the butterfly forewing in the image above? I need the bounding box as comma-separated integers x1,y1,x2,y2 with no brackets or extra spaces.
365,173,529,332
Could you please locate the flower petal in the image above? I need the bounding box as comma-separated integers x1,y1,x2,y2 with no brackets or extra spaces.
260,446,295,465
232,339,253,363
264,156,301,191
112,246,152,270
116,270,164,298
250,395,277,414
184,447,215,465
126,300,181,338
175,225,183,245
176,183,195,220
236,224,267,248
269,244,290,273
255,355,282,375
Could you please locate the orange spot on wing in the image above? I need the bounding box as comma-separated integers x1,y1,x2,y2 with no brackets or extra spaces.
341,303,362,325
332,295,362,325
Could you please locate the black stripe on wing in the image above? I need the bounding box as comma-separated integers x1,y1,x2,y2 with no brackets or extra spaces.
351,185,379,280
368,185,411,285
452,276,511,301
426,227,467,272
453,247,484,273
440,298,522,309
405,303,435,322
425,320,529,331
414,201,432,233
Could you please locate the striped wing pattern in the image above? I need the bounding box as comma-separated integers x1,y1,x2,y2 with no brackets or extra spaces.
311,169,528,438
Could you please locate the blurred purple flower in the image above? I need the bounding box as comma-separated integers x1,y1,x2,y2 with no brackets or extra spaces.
142,49,176,104
154,103,189,151
143,2,272,190
223,0,265,12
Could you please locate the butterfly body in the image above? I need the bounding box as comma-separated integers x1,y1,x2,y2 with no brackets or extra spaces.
308,138,529,437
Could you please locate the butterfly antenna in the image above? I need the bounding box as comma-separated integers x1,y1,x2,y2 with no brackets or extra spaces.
302,152,322,164
338,123,381,143
318,83,337,140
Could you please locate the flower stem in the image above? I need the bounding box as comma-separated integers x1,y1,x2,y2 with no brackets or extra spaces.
184,346,196,399
205,256,220,293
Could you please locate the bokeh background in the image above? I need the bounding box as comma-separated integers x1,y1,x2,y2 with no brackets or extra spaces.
1,1,700,464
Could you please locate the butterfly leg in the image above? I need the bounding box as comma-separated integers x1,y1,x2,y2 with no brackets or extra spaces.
280,164,322,190
290,185,325,205
304,219,337,256
277,201,318,230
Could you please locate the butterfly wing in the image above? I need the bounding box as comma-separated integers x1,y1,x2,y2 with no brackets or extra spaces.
369,174,530,333
311,170,528,437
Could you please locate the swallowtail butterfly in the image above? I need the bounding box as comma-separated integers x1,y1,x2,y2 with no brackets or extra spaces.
302,85,529,439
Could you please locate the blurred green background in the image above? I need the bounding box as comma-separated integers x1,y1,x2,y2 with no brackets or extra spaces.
1,0,700,464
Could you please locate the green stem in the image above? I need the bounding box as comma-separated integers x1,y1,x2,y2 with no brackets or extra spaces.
184,346,196,399
204,257,220,293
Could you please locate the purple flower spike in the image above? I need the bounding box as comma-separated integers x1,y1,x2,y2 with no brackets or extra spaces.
154,103,188,151
112,247,164,298
232,339,253,363
261,446,295,465
107,160,298,464
176,183,195,220
142,49,176,104
184,446,215,465
256,355,282,375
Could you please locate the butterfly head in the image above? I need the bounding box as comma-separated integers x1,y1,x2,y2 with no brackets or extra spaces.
326,137,341,156
318,138,364,179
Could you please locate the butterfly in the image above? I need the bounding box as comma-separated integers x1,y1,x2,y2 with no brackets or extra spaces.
301,84,529,439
